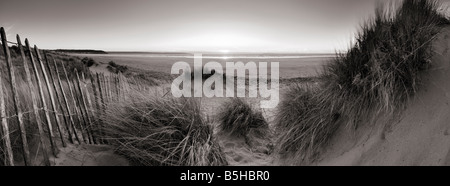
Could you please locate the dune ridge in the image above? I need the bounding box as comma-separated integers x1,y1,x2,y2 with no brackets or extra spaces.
315,26,450,166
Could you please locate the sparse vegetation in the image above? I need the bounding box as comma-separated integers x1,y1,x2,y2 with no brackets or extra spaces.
107,61,128,74
275,84,318,131
48,52,91,79
81,57,97,67
120,66,172,86
101,92,228,166
276,0,449,162
275,84,341,161
218,98,269,142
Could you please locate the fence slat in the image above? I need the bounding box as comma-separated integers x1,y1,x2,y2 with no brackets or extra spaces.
53,59,81,144
118,73,125,100
0,61,14,166
97,73,107,144
100,74,106,102
102,76,108,106
108,74,113,101
111,74,115,101
61,62,88,144
31,45,59,157
89,72,102,144
39,51,66,148
26,40,58,159
71,77,91,144
18,36,51,166
124,75,132,98
132,76,141,91
83,72,98,144
115,74,120,101
1,28,31,165
108,74,113,102
74,70,94,144
45,54,73,144
114,74,118,101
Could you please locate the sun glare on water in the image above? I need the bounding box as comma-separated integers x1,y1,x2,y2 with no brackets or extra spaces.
220,50,230,59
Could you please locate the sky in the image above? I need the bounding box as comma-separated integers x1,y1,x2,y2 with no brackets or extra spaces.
0,0,449,53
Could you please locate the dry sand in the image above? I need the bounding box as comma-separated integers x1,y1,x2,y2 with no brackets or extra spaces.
313,26,450,166
52,144,129,166
200,96,278,166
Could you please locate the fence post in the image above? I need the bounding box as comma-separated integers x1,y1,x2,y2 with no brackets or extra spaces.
29,45,59,157
105,73,113,103
104,74,110,102
111,74,115,101
129,77,136,91
71,77,91,144
74,70,94,144
82,72,98,144
124,75,132,98
25,40,58,158
115,74,120,101
133,76,141,91
35,47,66,150
53,59,81,144
131,76,136,91
119,73,125,100
89,72,102,144
114,74,118,101
100,74,107,103
1,28,31,165
109,74,114,101
18,36,51,166
0,60,14,166
45,54,73,144
97,73,107,144
38,51,67,148
61,62,88,144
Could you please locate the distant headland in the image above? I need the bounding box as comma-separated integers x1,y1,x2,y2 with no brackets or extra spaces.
54,49,108,54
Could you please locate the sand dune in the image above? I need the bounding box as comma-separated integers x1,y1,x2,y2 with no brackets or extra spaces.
315,26,450,166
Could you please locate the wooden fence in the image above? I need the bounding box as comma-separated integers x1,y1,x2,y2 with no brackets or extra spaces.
0,27,145,166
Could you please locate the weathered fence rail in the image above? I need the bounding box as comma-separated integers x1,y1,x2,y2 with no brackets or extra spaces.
0,27,139,166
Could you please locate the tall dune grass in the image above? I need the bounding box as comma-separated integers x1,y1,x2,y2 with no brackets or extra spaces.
276,84,341,161
276,0,450,162
323,0,449,126
218,98,269,142
101,91,228,166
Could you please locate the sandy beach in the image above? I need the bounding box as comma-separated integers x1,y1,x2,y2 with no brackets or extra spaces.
74,53,334,79
57,26,450,166
2,0,450,170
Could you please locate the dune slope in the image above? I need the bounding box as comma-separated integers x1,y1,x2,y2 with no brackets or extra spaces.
316,26,450,166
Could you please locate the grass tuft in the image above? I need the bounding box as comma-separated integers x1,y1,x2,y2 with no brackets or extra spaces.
275,84,341,161
218,98,269,143
101,92,228,166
